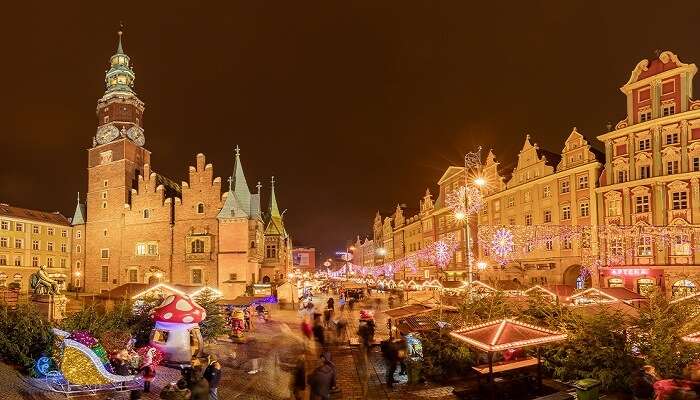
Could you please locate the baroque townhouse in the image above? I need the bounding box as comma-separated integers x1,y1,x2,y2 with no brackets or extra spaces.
596,51,700,297
478,132,603,287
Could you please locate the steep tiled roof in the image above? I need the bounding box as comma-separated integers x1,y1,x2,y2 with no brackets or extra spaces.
0,204,71,226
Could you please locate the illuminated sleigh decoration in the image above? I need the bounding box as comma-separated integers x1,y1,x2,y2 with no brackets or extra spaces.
33,329,141,396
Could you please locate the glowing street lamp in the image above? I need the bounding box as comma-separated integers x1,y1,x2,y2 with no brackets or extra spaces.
377,247,387,256
477,261,488,271
473,177,487,187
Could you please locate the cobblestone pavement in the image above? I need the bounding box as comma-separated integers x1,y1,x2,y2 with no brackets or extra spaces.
0,292,469,399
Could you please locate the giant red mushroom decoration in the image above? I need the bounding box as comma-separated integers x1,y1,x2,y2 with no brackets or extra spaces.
149,294,207,364
151,294,206,324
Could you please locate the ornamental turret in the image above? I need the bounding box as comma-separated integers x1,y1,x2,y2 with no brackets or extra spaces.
93,27,146,148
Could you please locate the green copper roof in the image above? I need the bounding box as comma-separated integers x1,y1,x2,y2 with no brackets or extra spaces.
71,193,86,226
104,29,136,96
232,146,252,214
265,176,286,235
218,181,248,219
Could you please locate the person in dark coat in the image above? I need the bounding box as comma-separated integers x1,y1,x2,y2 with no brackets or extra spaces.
203,354,222,400
307,352,336,400
381,340,398,388
291,354,306,400
188,366,210,400
313,315,326,349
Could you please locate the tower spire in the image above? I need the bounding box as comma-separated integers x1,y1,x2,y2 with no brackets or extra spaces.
117,23,124,54
269,176,281,218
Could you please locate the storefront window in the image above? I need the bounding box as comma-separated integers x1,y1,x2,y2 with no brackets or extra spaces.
608,277,624,288
637,278,655,297
672,279,696,298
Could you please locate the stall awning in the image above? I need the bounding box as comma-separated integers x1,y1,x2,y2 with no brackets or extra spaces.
450,319,566,352
569,300,640,320
568,287,646,305
523,284,575,302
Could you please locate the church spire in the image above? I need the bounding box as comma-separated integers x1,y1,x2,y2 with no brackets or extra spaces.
269,176,281,218
231,145,251,214
72,192,86,226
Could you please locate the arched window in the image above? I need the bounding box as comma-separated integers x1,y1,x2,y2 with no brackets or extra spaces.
250,241,256,249
672,279,696,298
143,209,150,219
191,239,205,254
196,203,205,214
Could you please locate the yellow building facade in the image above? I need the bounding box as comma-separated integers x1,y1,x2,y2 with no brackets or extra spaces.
0,204,72,292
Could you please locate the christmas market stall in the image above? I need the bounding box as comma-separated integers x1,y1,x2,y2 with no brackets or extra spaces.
149,294,206,365
567,287,647,306
523,284,576,304
450,319,566,399
384,304,435,339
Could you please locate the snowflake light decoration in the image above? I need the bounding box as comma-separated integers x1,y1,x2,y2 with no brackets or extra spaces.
491,228,514,265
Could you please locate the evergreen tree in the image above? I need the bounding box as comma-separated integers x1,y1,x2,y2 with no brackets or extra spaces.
193,288,228,342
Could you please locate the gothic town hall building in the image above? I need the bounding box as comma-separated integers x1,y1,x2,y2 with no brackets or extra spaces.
70,31,292,298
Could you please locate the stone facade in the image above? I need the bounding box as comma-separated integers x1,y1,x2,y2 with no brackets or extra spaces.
70,32,291,299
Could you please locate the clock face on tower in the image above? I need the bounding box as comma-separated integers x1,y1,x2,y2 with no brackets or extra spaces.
95,124,120,145
127,126,145,146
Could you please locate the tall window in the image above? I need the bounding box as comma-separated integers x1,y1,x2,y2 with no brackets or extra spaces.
32,256,39,267
694,157,700,172
666,132,679,144
562,238,572,250
0,221,7,230
543,210,552,223
638,138,651,151
143,209,150,219
635,195,650,213
543,185,551,198
579,201,589,217
101,266,109,282
191,239,205,253
672,192,688,210
197,203,205,214
525,214,532,226
507,196,515,208
672,234,691,256
545,239,553,251
662,104,676,117
266,245,277,259
610,239,624,256
640,111,651,122
578,175,589,190
14,239,23,249
15,223,23,232
47,257,54,267
617,170,628,183
101,249,110,259
562,205,571,220
667,160,679,175
607,199,621,216
560,181,570,194
639,165,651,179
128,269,138,283
0,256,6,266
192,269,203,284
637,236,652,256
14,256,21,266
0,238,7,248
47,242,54,251
47,227,54,236
32,240,39,250
32,225,39,234
61,243,67,252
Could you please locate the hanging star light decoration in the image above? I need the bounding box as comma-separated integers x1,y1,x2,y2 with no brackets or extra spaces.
491,227,514,265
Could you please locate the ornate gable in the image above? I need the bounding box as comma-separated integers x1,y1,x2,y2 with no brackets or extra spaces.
557,128,598,171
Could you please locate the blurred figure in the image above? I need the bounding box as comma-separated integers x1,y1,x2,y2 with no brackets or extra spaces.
335,316,348,344
307,352,336,400
139,348,157,393
188,366,210,400
313,314,326,350
291,354,306,400
338,294,346,313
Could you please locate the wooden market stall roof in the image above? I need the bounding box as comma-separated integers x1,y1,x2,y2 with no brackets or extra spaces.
523,284,576,301
450,319,566,352
343,282,366,290
383,304,433,319
682,331,700,344
568,300,640,320
568,287,646,305
397,314,440,334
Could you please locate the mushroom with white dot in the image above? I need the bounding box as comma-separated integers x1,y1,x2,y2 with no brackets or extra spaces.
148,294,206,364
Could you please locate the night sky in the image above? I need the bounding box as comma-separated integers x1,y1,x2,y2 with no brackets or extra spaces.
2,1,700,259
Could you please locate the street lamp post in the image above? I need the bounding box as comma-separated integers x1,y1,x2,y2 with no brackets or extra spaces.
454,148,485,285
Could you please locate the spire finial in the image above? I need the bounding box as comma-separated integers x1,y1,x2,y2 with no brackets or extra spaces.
257,181,262,194
117,22,124,54
235,145,240,156
77,192,80,203
271,176,275,187
227,176,233,191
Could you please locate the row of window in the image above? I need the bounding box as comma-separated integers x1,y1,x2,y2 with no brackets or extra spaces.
613,157,699,184
0,238,68,252
0,221,67,237
505,201,590,226
607,191,688,217
606,234,691,257
0,255,66,268
637,103,676,123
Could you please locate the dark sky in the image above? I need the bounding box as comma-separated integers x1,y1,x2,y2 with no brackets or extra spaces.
2,1,700,259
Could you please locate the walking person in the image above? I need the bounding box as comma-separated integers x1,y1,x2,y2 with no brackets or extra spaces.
290,354,306,400
313,314,326,350
203,354,222,400
338,295,346,314
307,352,336,400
